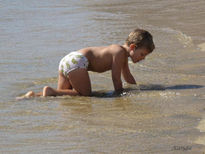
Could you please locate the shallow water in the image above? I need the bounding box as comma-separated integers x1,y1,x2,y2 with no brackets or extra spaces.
1,0,205,153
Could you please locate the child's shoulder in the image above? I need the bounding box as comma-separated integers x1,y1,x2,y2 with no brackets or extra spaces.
107,44,126,54
108,44,124,50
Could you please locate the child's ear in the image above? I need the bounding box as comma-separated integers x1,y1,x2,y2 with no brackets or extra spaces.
130,44,136,50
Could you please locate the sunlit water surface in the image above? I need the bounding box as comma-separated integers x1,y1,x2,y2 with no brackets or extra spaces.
0,0,205,153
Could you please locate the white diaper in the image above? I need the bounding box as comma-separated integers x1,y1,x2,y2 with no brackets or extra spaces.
59,52,89,76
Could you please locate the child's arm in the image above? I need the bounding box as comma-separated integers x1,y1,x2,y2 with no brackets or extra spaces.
111,52,125,92
122,59,136,84
112,68,123,92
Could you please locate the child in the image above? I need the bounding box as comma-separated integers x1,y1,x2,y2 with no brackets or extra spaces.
19,29,155,98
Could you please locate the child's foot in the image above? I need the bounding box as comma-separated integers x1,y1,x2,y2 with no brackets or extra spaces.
16,91,35,100
43,86,56,97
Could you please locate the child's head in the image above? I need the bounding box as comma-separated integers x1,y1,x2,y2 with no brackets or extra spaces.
126,29,155,53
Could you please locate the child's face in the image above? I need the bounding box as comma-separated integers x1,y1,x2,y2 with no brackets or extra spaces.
130,47,150,63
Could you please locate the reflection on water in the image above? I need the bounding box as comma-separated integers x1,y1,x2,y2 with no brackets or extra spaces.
1,0,205,153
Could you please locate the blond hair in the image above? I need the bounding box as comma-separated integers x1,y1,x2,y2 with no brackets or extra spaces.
126,29,155,52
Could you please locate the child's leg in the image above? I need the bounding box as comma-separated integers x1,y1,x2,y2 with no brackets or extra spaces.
42,71,78,96
43,68,91,96
57,71,72,90
16,72,72,99
42,86,79,96
68,68,91,96
18,69,91,98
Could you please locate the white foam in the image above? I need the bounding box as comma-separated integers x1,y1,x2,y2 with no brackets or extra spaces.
176,31,193,48
198,42,205,51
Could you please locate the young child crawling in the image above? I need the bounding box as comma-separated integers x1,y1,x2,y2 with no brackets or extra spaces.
20,29,155,98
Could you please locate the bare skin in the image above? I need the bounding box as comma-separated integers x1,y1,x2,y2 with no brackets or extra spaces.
18,43,150,99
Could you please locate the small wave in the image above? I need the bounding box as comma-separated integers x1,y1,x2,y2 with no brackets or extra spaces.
152,26,194,48
160,27,193,48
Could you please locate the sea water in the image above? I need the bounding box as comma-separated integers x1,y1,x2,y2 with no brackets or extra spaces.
0,0,205,153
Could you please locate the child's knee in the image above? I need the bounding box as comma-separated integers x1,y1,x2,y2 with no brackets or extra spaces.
43,86,56,96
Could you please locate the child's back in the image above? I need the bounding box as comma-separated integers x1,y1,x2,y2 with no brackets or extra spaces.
79,44,126,73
